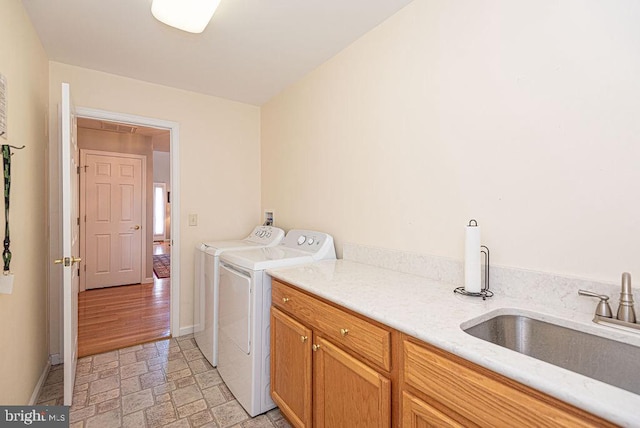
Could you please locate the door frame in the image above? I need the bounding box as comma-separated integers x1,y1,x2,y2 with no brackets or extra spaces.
79,149,147,292
75,107,181,338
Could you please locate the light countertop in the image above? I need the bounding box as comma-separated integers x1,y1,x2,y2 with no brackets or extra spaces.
267,259,640,427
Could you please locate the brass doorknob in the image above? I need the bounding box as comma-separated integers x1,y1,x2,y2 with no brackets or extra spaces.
282,297,290,303
300,335,308,343
53,256,81,266
340,328,349,337
312,344,321,352
131,225,141,230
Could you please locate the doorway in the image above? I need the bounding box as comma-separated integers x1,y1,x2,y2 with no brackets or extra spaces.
73,110,180,355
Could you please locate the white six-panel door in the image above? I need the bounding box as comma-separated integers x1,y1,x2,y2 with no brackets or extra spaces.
82,150,144,289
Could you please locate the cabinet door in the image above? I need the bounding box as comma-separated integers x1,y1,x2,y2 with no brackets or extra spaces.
271,307,312,428
313,335,391,428
402,391,466,428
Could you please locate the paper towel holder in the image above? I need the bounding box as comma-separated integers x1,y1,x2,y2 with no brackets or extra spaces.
454,244,493,300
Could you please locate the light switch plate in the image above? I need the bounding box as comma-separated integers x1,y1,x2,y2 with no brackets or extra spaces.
189,213,198,226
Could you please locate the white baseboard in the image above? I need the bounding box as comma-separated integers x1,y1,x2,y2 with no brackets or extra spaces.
50,354,62,366
29,360,51,405
178,325,194,337
143,276,154,284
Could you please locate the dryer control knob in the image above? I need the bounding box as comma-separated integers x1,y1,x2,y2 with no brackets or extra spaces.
297,235,307,245
307,238,315,245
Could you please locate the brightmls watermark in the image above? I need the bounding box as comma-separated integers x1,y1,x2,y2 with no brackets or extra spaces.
0,406,68,427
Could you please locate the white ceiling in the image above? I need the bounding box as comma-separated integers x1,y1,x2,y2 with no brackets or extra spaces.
22,0,413,106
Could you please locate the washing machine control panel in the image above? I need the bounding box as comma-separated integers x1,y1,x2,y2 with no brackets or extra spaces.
247,226,285,245
283,229,335,256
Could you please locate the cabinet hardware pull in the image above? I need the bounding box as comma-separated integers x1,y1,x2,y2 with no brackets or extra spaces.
282,297,290,303
312,344,321,351
300,335,308,343
340,328,349,337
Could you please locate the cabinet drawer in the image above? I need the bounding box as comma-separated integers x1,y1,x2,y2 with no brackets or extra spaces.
403,339,614,428
273,280,391,371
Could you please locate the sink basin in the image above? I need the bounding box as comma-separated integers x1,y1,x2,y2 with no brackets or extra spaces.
463,314,640,394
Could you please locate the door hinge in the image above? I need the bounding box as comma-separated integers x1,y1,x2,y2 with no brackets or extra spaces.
84,264,86,272
77,217,80,226
77,166,81,174
77,268,80,277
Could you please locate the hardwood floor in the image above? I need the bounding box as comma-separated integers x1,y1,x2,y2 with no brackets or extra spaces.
78,243,171,357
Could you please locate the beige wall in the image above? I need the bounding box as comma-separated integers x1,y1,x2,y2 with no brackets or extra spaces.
49,63,261,356
262,0,640,283
0,0,49,404
78,128,155,281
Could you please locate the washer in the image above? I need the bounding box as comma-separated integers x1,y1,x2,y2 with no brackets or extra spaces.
217,229,336,417
194,225,285,366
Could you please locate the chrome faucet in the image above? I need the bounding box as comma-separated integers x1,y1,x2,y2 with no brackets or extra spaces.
617,272,636,323
579,272,638,332
579,273,640,334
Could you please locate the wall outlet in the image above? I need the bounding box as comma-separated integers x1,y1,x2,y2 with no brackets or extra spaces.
188,213,198,226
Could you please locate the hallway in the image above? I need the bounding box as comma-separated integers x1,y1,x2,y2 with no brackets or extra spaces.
78,243,171,357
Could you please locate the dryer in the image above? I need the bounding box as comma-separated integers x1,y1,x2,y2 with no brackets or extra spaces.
217,229,336,416
194,225,284,366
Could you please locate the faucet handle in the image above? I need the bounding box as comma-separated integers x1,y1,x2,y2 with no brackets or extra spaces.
578,289,613,318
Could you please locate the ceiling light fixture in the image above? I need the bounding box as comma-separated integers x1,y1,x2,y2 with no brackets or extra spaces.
151,0,221,34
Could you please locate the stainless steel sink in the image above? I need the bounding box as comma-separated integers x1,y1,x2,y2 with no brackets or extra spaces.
463,314,640,394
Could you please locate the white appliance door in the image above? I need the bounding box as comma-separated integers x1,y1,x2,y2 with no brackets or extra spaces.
219,264,252,354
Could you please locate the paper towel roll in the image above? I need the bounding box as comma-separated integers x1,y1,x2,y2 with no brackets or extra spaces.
464,223,481,293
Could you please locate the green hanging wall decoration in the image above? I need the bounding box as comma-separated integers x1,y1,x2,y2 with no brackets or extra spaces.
1,144,24,274
0,143,23,295
2,144,12,274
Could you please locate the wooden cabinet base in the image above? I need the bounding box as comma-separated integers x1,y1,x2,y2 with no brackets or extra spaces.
401,337,616,428
270,279,615,428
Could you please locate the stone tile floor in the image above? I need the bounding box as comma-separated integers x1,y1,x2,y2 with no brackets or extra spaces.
36,335,292,428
